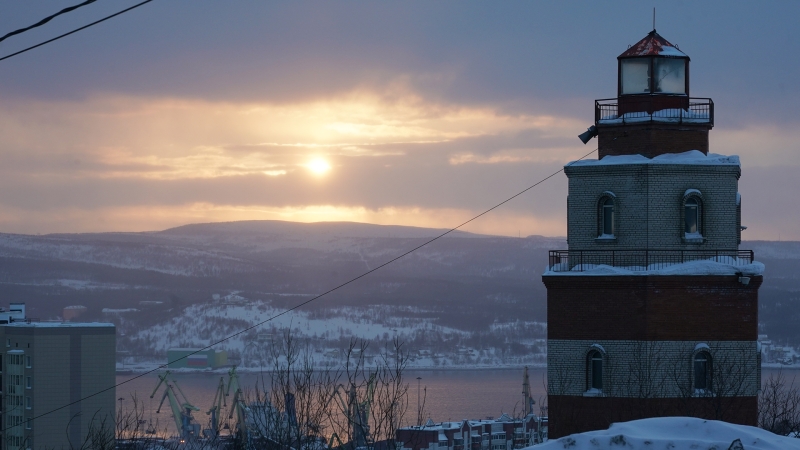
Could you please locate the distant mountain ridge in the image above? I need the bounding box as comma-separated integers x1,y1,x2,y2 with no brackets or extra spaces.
0,220,797,352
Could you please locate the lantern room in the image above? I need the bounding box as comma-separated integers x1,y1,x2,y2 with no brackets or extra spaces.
584,30,714,159
618,30,689,97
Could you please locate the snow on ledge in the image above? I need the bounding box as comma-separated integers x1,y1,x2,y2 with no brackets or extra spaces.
545,258,765,276
568,150,739,167
529,417,800,450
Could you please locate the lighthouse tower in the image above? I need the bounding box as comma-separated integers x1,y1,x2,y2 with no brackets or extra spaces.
543,31,764,438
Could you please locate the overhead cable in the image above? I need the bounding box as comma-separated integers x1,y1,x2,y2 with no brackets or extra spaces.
4,147,597,432
0,0,154,62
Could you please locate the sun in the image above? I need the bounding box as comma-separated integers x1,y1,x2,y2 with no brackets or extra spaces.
306,158,331,175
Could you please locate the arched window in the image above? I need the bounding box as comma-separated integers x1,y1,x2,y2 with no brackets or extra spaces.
683,190,704,242
685,197,699,234
598,193,616,238
693,351,712,392
587,350,603,391
602,198,614,236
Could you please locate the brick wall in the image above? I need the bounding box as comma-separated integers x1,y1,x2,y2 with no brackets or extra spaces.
544,275,761,341
597,124,711,159
546,339,760,398
547,395,757,438
564,163,741,250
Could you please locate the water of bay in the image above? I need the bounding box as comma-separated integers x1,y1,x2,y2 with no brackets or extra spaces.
114,367,546,437
114,367,794,438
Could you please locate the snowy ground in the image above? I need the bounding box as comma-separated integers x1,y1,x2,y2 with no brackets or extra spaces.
530,417,800,450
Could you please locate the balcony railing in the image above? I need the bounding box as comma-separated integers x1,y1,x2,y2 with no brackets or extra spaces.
595,97,714,126
548,249,753,273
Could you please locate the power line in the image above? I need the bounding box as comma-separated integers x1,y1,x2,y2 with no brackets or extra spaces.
6,147,597,432
0,0,154,63
0,0,99,44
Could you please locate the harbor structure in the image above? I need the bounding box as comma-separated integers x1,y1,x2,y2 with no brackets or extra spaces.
166,348,228,369
543,30,763,437
396,414,547,450
0,305,115,450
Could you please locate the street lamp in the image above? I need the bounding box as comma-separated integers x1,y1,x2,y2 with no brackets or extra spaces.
416,377,422,426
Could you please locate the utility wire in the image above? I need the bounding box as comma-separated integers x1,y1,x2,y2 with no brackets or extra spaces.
8,147,597,432
0,0,154,63
0,0,100,44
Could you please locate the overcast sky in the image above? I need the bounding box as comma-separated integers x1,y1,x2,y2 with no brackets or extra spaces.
0,1,798,239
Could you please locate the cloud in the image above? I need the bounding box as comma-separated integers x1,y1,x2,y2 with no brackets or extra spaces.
0,90,578,234
1,1,798,238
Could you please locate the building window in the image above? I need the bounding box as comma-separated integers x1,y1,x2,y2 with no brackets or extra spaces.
25,356,31,368
683,190,704,242
26,376,31,389
597,193,616,239
587,350,603,391
685,198,699,233
693,351,712,393
25,396,31,409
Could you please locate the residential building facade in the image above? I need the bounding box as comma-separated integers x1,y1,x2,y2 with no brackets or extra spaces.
0,314,115,450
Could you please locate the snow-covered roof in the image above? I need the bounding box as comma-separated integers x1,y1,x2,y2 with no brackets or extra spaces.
546,258,764,277
619,30,688,59
3,321,114,328
535,417,800,450
568,150,739,168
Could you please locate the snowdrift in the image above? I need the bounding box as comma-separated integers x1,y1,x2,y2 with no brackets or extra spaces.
531,417,800,450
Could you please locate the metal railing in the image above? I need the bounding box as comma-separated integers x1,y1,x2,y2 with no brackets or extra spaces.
548,249,753,273
595,97,714,126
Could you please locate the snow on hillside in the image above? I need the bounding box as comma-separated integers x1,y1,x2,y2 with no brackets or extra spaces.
123,296,547,369
132,301,464,352
531,417,800,450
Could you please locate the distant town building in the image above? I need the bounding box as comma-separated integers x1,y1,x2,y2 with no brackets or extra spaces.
0,303,25,324
0,307,115,450
62,305,87,321
396,414,547,450
167,348,228,369
543,30,762,437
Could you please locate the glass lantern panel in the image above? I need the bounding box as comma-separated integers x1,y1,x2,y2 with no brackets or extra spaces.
654,58,686,94
621,59,650,94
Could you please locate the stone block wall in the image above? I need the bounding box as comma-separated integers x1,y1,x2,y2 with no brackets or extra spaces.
547,339,760,398
565,163,740,250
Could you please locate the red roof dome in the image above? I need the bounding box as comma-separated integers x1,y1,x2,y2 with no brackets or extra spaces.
618,30,688,59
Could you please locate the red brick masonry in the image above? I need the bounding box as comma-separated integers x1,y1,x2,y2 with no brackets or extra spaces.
548,395,757,438
543,275,761,342
598,124,710,159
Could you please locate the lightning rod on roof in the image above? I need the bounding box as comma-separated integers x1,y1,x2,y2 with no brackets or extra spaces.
653,7,656,31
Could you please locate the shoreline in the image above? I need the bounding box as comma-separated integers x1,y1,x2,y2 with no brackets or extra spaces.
116,362,799,376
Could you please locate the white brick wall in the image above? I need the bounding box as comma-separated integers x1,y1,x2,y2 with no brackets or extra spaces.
564,164,740,250
547,339,759,398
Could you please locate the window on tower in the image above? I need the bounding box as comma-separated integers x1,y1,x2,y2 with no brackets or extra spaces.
683,191,704,243
685,198,699,233
587,350,603,392
693,350,712,394
597,194,616,239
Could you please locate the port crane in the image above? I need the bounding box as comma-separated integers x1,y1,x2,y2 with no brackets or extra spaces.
225,366,252,447
332,373,376,448
205,376,227,438
150,371,201,440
